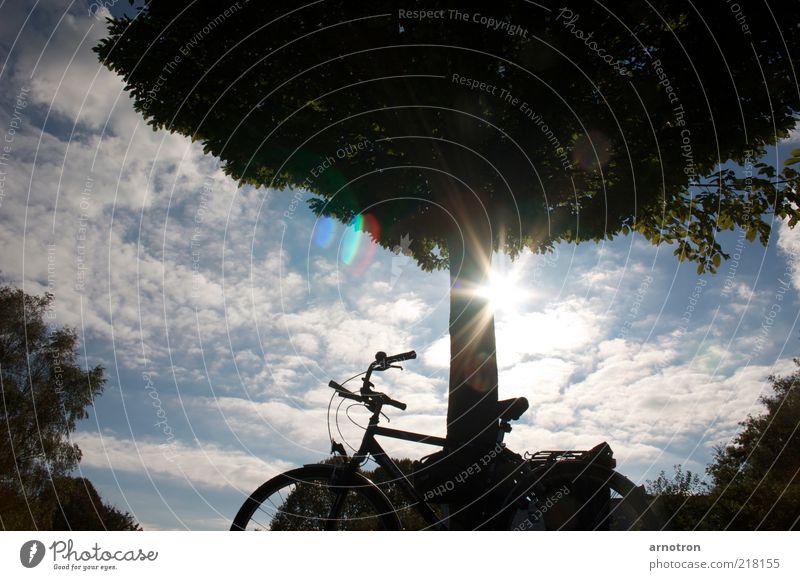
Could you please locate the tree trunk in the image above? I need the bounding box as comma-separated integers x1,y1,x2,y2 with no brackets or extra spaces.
446,227,499,447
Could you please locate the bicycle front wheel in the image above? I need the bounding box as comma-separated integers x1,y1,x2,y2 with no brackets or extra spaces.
230,464,400,530
506,463,660,531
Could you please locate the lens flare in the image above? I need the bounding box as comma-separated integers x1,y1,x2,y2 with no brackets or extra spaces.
312,217,337,248
341,214,380,276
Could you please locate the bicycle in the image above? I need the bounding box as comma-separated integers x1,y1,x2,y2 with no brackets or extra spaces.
230,350,660,530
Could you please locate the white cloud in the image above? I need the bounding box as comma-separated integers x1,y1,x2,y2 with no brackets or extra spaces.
501,357,575,404
423,335,450,369
73,430,293,492
777,218,800,290
496,298,605,368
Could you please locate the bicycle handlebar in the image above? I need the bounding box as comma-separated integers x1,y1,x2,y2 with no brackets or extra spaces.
328,348,414,412
329,380,408,411
384,350,416,364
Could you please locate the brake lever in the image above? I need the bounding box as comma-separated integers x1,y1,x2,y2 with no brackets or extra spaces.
376,364,403,371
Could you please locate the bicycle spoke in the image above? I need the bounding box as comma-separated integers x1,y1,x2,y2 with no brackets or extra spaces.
248,515,271,531
255,503,273,519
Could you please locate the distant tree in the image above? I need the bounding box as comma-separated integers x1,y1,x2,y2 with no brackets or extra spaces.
45,476,141,531
268,458,434,530
646,464,710,530
0,283,138,530
703,360,800,530
647,363,800,531
648,464,706,496
268,459,383,530
368,458,442,530
96,1,800,456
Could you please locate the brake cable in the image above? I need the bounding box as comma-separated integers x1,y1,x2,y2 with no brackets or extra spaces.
326,370,368,449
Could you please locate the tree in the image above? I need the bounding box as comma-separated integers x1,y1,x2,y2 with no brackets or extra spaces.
703,359,800,530
269,458,434,530
45,476,142,531
646,363,800,531
95,1,800,451
646,464,711,530
0,283,138,530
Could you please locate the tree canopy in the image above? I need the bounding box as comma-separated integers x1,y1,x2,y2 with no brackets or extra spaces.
95,1,800,452
0,283,138,530
97,0,800,272
704,359,800,530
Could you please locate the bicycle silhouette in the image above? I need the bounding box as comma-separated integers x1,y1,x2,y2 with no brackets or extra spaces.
231,350,659,530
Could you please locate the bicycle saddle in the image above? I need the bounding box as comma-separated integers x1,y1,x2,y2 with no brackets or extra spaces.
496,397,529,422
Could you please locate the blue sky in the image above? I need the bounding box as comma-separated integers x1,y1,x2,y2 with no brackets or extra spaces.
1,1,799,529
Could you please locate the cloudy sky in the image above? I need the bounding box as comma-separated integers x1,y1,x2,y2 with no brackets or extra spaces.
1,1,798,530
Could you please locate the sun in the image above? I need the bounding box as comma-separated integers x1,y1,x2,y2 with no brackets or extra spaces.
476,269,527,313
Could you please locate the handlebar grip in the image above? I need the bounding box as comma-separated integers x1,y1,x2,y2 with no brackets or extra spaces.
329,380,354,396
386,350,416,363
384,397,407,411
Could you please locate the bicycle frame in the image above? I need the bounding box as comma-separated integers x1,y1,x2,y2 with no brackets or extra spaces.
331,409,449,530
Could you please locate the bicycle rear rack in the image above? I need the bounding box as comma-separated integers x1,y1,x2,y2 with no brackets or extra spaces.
523,442,616,469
